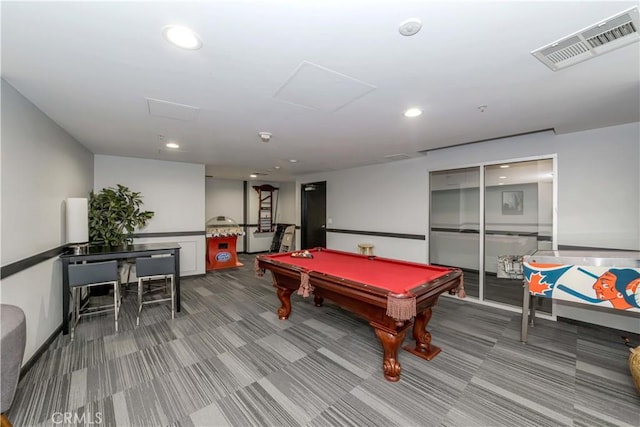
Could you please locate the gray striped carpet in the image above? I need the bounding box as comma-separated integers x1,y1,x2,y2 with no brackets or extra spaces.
7,254,640,426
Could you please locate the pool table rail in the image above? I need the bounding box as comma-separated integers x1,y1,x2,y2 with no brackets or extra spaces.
256,252,464,381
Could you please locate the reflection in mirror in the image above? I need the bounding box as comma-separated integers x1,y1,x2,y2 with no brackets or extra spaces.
484,159,553,312
429,167,480,298
429,158,554,312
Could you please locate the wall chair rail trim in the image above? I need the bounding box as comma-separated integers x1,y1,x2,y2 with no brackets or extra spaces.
1,230,207,280
132,230,205,238
326,228,425,240
1,245,68,280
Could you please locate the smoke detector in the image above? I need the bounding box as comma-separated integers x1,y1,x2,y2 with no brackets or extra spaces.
399,18,422,36
258,132,272,142
531,6,639,71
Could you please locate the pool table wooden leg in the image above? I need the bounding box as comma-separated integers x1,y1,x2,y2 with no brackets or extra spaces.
403,307,442,361
276,286,294,320
373,327,407,382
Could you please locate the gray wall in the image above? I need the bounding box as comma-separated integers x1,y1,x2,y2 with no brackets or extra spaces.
296,161,430,262
2,73,638,358
204,179,297,253
427,126,639,250
94,155,206,276
205,178,245,252
1,79,94,362
296,123,639,331
297,124,639,255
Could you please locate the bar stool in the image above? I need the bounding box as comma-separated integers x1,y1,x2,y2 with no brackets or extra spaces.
119,258,136,297
68,260,120,339
358,243,374,256
136,256,176,326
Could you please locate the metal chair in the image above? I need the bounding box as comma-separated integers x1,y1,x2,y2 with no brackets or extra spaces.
136,256,175,326
68,260,120,339
119,258,136,297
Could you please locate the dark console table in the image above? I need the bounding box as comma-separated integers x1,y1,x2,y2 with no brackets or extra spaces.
60,242,181,335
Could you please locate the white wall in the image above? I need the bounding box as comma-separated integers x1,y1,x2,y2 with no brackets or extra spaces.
205,178,245,252
247,181,279,253
430,188,479,230
325,161,428,235
1,79,94,362
276,182,296,225
296,123,639,331
328,233,427,263
203,179,297,253
296,159,429,258
430,182,542,271
426,125,640,250
485,183,539,232
538,181,553,239
94,155,205,276
296,160,429,258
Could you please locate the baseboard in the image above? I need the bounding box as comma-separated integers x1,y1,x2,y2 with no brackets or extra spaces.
20,271,206,379
20,323,62,380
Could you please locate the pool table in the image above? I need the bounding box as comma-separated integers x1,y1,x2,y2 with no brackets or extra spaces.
256,248,464,381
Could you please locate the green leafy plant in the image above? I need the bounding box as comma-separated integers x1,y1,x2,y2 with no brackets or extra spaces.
89,184,154,246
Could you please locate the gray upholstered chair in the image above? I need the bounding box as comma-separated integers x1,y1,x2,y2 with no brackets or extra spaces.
1,304,26,427
68,260,120,339
136,256,175,326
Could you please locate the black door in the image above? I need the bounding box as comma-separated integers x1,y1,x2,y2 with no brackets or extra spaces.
301,181,326,249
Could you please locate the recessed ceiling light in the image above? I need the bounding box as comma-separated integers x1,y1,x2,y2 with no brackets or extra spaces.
289,159,297,163
274,166,281,170
500,165,510,169
499,176,507,179
498,183,505,185
404,108,422,118
162,25,202,50
249,174,257,178
166,142,180,149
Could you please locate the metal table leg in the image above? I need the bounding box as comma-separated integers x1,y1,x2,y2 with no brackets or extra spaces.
521,280,530,343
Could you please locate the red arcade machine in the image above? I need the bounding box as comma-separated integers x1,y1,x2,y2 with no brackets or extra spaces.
206,216,244,271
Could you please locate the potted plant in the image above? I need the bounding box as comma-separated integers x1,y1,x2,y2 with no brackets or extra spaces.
89,184,154,246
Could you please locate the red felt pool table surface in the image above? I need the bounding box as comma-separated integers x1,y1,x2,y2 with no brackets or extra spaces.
257,247,464,382
262,248,452,295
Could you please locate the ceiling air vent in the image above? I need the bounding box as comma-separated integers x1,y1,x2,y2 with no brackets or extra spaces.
531,6,639,71
383,153,411,161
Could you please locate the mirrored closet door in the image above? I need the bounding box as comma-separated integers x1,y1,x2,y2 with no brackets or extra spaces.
483,159,553,312
429,167,481,298
429,158,555,311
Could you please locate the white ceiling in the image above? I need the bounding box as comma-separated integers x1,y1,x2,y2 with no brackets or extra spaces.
2,1,639,181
